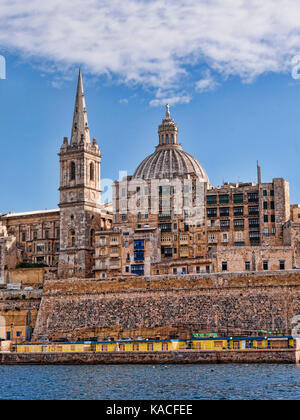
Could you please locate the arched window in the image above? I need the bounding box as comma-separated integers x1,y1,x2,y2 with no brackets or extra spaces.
90,162,95,181
166,134,169,144
70,162,76,181
69,229,76,247
90,229,95,247
171,134,174,144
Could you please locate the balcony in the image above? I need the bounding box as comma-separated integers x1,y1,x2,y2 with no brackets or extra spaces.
161,235,172,245
179,248,189,257
158,213,171,221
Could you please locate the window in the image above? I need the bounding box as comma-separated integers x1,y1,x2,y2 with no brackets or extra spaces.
90,229,95,247
220,220,230,230
264,228,269,236
173,268,177,274
21,232,26,242
121,214,126,221
271,215,275,223
263,201,268,210
207,208,217,218
69,230,76,247
264,215,268,223
159,223,172,232
270,201,275,210
249,231,260,241
249,218,260,227
125,266,129,273
263,190,268,196
219,194,229,204
270,190,274,196
248,192,259,202
196,266,200,273
222,261,228,271
90,162,95,181
222,233,228,242
134,240,144,250
70,161,76,181
234,207,244,216
280,261,285,270
208,234,217,243
234,194,243,204
234,219,244,229
131,264,144,275
134,251,144,261
207,195,217,205
263,261,269,271
245,261,251,271
249,206,259,215
220,207,230,217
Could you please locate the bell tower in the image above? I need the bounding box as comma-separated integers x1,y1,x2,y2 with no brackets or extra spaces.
58,69,102,278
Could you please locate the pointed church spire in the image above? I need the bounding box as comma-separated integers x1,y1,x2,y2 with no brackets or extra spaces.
70,69,91,146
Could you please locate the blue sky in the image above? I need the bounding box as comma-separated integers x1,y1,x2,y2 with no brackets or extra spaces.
1,1,300,213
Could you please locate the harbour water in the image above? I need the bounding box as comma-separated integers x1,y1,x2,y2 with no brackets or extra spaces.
0,364,299,400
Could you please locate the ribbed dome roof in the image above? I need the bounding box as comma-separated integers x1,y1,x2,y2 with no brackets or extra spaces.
133,144,209,182
133,105,209,182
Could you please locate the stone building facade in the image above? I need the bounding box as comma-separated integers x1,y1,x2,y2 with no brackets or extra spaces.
0,70,112,280
94,105,300,279
1,71,300,281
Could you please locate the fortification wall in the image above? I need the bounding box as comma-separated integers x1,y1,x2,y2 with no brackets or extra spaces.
33,271,300,341
0,290,42,341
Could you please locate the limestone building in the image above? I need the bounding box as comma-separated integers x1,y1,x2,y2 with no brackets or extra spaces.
1,70,300,281
0,70,112,279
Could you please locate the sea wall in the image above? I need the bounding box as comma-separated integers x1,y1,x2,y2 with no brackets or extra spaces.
33,271,300,340
1,349,299,365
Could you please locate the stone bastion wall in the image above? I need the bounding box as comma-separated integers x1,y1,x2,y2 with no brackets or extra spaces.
33,271,300,341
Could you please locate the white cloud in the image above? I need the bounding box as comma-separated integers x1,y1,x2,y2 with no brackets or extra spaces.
0,0,300,104
195,71,218,93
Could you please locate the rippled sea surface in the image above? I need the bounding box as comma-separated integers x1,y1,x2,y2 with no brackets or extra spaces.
0,364,300,400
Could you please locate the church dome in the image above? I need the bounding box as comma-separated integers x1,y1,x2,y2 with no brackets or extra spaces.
133,145,209,181
133,105,209,182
